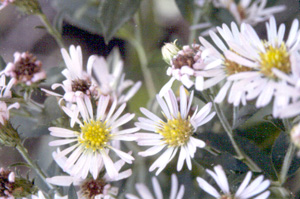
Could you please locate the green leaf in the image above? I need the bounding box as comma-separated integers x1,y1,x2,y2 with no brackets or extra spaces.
68,184,78,199
52,0,141,43
98,0,141,43
175,0,194,23
271,132,300,179
0,55,6,71
9,162,31,168
232,104,259,129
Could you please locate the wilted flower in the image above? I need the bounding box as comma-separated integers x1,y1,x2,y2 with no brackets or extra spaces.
0,51,46,86
159,43,208,96
48,95,139,180
135,86,215,175
125,174,185,199
197,165,270,199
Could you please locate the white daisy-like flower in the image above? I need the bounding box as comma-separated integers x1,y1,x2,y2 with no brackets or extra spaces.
46,45,99,103
213,0,285,26
224,16,300,114
0,75,19,125
46,150,131,199
197,165,270,199
44,45,141,105
48,94,139,180
135,85,215,175
0,51,46,86
198,22,256,106
125,174,185,199
91,52,142,105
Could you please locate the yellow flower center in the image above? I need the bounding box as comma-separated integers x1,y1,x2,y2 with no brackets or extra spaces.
219,195,232,199
157,114,193,147
259,42,291,79
79,120,111,151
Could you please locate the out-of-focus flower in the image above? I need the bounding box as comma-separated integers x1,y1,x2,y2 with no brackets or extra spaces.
135,86,215,175
44,45,141,105
48,95,139,180
197,165,270,199
125,174,185,199
291,123,300,148
223,17,300,116
213,0,285,26
47,150,131,199
0,0,14,10
0,52,46,86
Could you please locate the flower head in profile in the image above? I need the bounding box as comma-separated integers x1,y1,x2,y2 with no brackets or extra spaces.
197,165,270,199
48,94,139,180
125,174,185,199
135,86,215,175
47,150,132,199
0,51,46,86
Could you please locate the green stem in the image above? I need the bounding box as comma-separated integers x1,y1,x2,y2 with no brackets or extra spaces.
129,14,156,99
279,142,296,185
208,94,261,172
15,143,55,191
37,13,65,49
188,9,202,45
279,118,295,185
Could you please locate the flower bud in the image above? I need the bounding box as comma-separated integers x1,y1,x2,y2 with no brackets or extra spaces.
161,40,180,65
13,0,42,15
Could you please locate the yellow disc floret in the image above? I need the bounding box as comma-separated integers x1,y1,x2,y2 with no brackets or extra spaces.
157,114,193,147
224,58,252,76
79,120,111,151
259,42,291,79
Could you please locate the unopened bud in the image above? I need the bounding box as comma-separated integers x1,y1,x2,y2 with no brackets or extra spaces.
162,40,180,65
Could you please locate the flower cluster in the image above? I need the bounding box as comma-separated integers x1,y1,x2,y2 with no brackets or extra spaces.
164,16,300,118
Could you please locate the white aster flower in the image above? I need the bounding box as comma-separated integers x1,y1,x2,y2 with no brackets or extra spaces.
213,0,285,26
198,22,255,106
135,85,215,175
45,45,141,105
197,165,270,199
224,16,300,114
48,94,139,180
91,53,141,104
46,45,99,103
0,51,46,86
125,174,185,199
47,150,131,199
